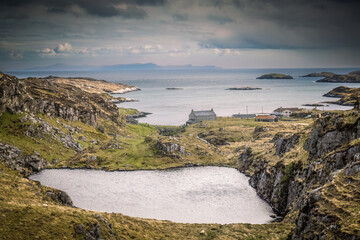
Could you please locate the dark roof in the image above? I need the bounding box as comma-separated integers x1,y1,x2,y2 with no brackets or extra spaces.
273,107,302,113
232,114,256,118
255,115,276,120
192,109,216,117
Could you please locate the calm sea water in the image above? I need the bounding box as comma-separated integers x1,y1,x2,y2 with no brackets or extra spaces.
8,68,360,125
30,167,275,224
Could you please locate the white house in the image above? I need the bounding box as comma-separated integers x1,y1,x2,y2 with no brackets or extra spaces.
186,109,216,125
272,107,302,118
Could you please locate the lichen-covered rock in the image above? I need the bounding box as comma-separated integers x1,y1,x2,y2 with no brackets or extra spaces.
21,114,83,152
0,142,47,175
155,137,186,159
271,133,300,156
46,189,73,206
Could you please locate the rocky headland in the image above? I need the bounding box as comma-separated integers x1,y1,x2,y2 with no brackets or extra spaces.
323,86,360,106
316,70,360,83
0,72,359,239
256,73,293,79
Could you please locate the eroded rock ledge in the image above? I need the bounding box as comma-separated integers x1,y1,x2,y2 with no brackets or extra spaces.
238,112,360,239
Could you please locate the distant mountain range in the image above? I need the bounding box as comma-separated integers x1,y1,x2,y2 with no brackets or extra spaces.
16,63,221,71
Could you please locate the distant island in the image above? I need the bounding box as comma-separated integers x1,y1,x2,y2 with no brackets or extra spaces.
301,72,335,77
226,87,262,90
316,70,360,83
302,103,326,107
14,63,221,72
256,73,293,79
166,87,184,90
323,86,360,106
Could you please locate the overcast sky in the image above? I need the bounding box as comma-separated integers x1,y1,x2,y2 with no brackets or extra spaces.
1,0,360,70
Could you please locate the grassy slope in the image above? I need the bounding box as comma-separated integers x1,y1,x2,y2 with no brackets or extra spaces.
317,170,360,237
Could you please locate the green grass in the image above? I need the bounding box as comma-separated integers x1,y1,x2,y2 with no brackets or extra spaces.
0,112,74,163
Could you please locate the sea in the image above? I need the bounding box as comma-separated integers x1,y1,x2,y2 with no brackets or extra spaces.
8,68,360,126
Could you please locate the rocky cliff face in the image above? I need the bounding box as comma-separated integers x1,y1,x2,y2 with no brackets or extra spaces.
0,73,121,127
238,111,360,239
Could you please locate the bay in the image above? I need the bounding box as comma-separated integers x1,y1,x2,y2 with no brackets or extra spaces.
9,68,360,125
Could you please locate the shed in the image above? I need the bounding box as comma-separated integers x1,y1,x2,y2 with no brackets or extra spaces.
255,115,278,122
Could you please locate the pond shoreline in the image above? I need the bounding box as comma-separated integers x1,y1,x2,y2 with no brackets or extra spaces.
30,166,277,224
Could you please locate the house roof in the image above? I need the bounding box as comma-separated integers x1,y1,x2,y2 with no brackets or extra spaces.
232,114,256,118
255,115,276,120
192,109,216,117
273,107,302,113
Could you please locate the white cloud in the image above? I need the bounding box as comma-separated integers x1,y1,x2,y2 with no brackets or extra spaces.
40,47,56,56
54,42,72,53
39,43,73,56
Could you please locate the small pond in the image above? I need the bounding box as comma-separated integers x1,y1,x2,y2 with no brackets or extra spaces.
30,166,275,224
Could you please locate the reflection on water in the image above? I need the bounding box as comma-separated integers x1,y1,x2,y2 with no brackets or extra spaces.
30,166,274,224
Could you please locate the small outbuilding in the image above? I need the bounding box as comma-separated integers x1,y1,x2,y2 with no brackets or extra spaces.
255,115,278,122
232,113,256,119
272,107,303,118
186,109,216,125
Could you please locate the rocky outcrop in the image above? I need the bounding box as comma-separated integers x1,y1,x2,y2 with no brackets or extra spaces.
0,73,122,127
46,189,73,206
238,112,360,239
290,155,360,240
155,137,186,159
0,142,47,175
73,214,116,240
20,114,83,152
271,133,300,156
304,114,359,159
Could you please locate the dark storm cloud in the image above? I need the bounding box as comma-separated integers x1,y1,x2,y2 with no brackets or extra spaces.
199,0,360,50
207,15,234,25
0,0,167,18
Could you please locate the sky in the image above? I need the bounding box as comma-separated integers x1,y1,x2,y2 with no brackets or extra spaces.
1,0,360,70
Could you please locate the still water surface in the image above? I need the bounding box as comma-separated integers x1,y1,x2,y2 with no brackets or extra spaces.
30,166,275,224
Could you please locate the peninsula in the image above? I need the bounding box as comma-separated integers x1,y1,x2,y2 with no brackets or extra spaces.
316,70,360,83
256,73,293,79
323,86,360,106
